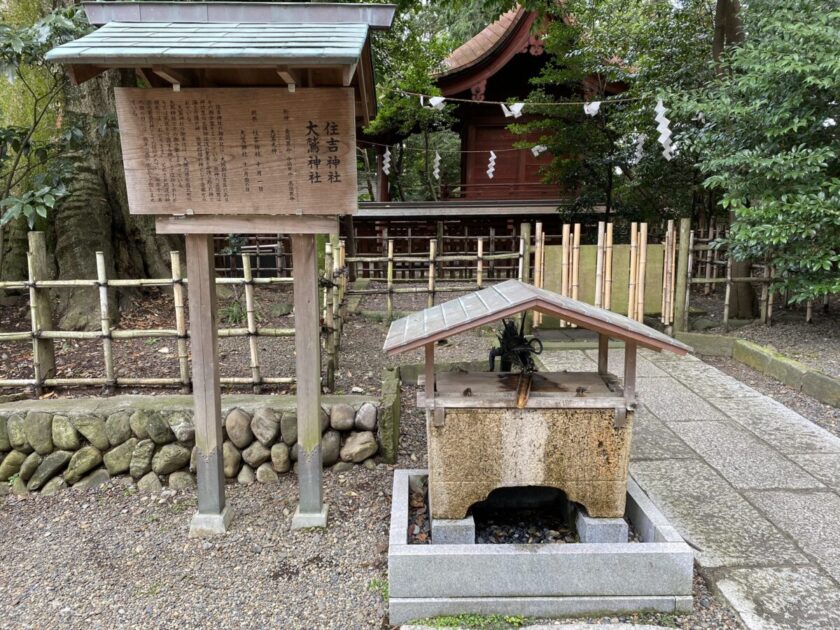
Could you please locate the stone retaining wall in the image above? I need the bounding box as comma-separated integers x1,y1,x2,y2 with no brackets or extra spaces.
0,394,386,496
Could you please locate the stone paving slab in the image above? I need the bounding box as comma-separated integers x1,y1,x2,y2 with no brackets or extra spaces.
630,405,696,461
537,350,597,373
708,396,840,454
789,453,840,492
582,349,669,377
747,490,840,583
667,421,823,490
717,566,840,630
630,459,807,568
637,378,728,422
665,365,763,399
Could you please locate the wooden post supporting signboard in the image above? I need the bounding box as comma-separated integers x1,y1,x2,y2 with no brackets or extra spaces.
185,234,231,537
291,233,328,529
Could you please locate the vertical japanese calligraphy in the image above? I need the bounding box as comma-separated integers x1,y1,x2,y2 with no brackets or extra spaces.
114,88,356,216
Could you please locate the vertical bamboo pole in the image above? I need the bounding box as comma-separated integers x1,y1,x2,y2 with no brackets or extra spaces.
704,222,714,296
571,223,581,301
668,223,677,327
241,253,262,393
332,240,342,370
386,239,395,321
27,232,55,395
519,222,532,284
806,300,813,324
685,229,695,330
723,253,732,332
673,218,691,332
488,227,496,279
628,222,638,320
594,221,605,309
560,224,570,327
660,224,670,324
759,262,770,324
338,241,347,345
604,223,614,311
636,223,648,323
533,222,543,327
476,238,484,289
324,243,335,392
767,267,775,326
170,251,191,393
96,252,115,393
427,239,437,308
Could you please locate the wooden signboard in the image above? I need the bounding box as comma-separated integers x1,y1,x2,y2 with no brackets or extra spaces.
114,88,357,216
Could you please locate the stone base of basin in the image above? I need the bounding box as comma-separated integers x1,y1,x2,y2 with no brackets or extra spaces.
388,469,693,625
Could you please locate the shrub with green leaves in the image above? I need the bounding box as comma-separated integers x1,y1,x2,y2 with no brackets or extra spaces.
686,2,840,301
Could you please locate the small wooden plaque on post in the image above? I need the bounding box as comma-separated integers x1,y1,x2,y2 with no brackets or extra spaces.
114,87,357,216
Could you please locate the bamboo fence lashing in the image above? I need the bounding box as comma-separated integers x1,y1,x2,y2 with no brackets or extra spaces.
170,251,191,392
628,222,638,320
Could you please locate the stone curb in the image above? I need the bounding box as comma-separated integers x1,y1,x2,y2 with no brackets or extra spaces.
674,333,840,408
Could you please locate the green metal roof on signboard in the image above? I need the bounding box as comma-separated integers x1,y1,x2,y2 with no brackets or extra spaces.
45,21,370,67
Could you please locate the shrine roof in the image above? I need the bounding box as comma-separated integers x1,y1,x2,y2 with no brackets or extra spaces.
439,6,526,78
383,280,692,357
45,21,371,67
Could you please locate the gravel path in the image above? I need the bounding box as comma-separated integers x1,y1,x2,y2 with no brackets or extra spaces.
0,380,746,629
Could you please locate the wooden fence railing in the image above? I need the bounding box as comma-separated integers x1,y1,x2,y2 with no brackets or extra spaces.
0,232,298,394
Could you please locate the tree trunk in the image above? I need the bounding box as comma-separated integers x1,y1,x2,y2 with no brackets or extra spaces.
53,69,180,329
715,0,755,319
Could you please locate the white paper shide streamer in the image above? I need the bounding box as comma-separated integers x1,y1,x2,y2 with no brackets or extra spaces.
501,102,525,118
432,151,441,180
655,99,675,161
486,151,496,179
382,146,391,175
583,101,601,117
531,144,548,157
428,96,446,110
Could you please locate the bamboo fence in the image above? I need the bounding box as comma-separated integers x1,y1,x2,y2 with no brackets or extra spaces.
0,236,301,394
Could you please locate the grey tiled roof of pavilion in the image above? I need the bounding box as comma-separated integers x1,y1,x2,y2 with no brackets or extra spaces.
383,280,692,356
45,21,369,66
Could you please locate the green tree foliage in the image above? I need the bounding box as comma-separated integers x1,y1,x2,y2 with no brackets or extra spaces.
684,2,840,301
0,5,94,229
511,0,716,221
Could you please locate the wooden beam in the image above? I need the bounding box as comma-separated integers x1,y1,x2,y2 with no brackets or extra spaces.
185,234,230,536
597,333,609,376
623,341,637,404
66,64,105,86
152,66,190,88
135,68,168,88
276,66,302,91
156,215,339,235
341,62,358,87
290,233,327,529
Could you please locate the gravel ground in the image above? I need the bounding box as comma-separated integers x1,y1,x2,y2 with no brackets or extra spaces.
1,282,748,629
701,354,840,437
689,289,840,379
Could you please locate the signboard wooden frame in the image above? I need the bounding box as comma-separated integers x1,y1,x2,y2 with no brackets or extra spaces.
115,87,357,216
